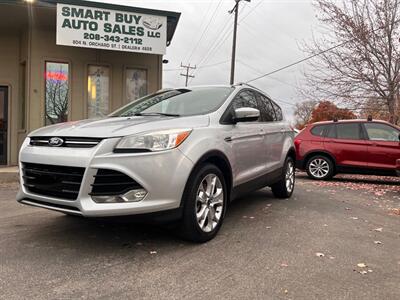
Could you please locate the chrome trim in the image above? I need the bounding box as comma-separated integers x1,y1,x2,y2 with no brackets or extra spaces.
20,199,82,216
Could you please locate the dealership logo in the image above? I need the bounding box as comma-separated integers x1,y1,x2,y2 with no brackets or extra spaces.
143,17,163,30
48,137,64,147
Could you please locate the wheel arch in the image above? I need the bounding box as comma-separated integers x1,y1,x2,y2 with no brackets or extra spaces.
187,150,233,202
303,150,337,172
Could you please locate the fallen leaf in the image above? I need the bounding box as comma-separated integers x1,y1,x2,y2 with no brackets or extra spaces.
266,226,272,229
359,270,368,275
374,241,382,245
280,263,288,267
368,269,373,273
357,263,367,268
315,252,325,257
350,217,359,220
345,207,351,210
329,256,335,259
249,216,255,219
150,251,157,255
390,208,400,215
374,227,383,232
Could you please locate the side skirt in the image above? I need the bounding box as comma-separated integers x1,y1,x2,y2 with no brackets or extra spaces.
231,167,283,200
336,165,397,177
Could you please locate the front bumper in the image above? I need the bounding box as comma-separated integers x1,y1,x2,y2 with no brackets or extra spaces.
17,137,194,217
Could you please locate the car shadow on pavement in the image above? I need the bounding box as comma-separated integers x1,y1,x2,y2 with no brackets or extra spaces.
17,187,283,253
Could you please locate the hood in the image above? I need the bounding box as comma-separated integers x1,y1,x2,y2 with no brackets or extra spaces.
29,115,210,138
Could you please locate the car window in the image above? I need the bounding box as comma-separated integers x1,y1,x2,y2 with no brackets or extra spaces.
255,93,275,122
231,90,260,122
364,123,399,142
271,101,283,121
336,123,362,140
111,87,234,117
326,124,336,138
311,125,327,137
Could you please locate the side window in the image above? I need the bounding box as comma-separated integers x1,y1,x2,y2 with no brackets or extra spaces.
326,124,336,138
255,93,275,122
311,125,327,137
231,90,259,111
364,123,399,142
336,123,362,140
271,101,283,121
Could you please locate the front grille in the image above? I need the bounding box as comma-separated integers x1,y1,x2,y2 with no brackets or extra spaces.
22,163,85,200
30,137,103,148
90,169,142,196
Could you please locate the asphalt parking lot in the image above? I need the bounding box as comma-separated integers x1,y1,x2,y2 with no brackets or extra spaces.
1,174,399,300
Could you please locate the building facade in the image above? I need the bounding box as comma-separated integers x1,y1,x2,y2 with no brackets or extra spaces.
0,0,180,165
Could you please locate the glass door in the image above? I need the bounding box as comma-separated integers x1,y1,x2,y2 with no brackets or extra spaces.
0,86,8,165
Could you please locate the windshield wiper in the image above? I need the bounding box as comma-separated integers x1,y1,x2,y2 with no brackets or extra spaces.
133,112,181,117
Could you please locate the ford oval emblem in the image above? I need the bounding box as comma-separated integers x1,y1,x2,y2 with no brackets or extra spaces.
48,137,64,147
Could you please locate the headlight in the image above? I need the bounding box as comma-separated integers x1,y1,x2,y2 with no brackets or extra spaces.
115,129,192,152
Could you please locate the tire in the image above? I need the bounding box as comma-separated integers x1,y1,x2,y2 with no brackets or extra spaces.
306,155,334,180
271,156,295,199
179,164,228,243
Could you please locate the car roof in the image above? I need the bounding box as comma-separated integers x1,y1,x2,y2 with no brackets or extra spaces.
311,119,394,126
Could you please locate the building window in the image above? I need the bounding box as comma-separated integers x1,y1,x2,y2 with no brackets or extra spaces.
87,65,110,118
126,68,147,103
45,62,69,125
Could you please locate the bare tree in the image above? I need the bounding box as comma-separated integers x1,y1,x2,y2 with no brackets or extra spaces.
302,0,400,122
294,100,318,128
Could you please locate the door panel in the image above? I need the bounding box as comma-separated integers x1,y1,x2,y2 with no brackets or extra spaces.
231,123,265,185
366,141,399,169
0,87,8,165
363,122,400,170
324,123,369,167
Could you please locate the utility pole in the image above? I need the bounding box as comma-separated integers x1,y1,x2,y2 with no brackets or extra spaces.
180,63,196,87
229,0,250,85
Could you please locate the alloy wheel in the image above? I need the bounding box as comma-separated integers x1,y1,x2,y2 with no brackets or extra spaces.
285,160,295,193
195,174,224,233
309,158,330,178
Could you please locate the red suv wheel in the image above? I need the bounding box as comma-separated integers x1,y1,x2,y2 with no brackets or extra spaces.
306,155,334,180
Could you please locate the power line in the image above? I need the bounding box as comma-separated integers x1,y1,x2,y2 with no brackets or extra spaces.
238,0,264,23
185,0,224,63
245,40,350,83
245,22,397,84
164,60,230,72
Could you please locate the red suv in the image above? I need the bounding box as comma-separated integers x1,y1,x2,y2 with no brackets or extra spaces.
295,119,400,180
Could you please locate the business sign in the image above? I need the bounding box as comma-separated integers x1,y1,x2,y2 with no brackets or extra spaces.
56,4,167,55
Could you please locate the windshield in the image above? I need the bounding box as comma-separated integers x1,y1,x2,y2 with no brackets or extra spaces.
110,87,234,117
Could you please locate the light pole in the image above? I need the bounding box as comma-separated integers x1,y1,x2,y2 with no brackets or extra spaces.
230,0,250,85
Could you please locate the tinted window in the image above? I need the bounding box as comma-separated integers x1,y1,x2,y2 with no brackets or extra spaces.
364,123,399,141
311,125,327,137
112,87,234,117
256,93,275,122
336,123,361,140
271,101,283,121
326,125,336,138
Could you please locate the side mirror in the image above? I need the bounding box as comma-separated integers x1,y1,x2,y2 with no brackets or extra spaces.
233,107,260,123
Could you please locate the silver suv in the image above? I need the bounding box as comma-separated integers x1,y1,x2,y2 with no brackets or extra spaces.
17,84,295,242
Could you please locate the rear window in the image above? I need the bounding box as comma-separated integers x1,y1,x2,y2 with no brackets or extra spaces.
311,125,327,137
336,123,362,140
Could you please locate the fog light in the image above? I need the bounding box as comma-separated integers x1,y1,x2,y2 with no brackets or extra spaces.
120,189,147,202
92,189,147,203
